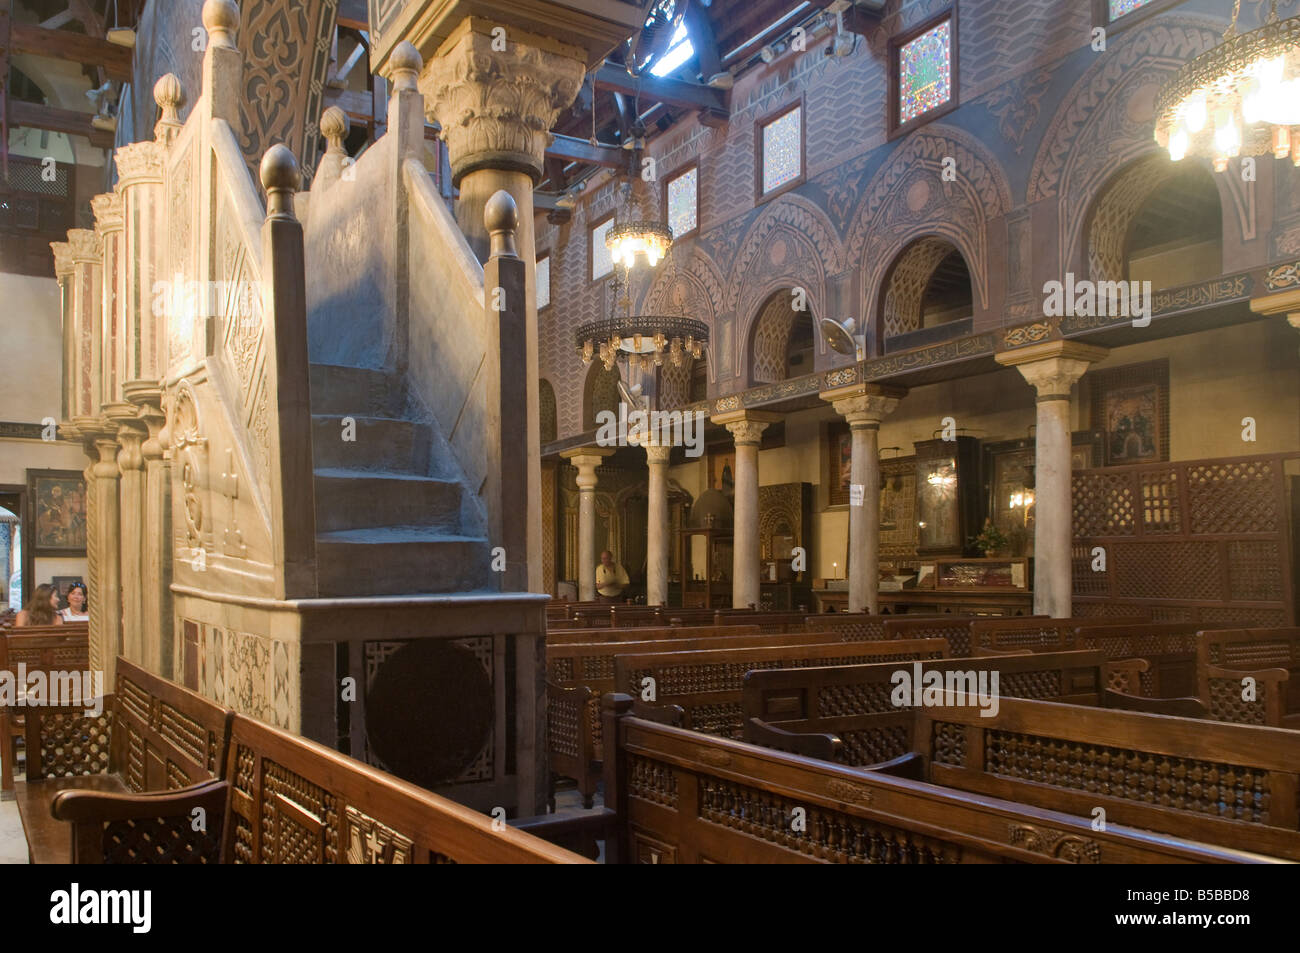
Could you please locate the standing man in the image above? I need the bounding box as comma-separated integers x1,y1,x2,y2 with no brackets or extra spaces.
596,550,629,604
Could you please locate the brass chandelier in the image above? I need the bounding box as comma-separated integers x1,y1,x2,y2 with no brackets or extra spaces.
576,256,707,372
605,122,674,268
1155,0,1300,171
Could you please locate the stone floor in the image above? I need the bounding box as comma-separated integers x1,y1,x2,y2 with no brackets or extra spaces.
0,748,28,863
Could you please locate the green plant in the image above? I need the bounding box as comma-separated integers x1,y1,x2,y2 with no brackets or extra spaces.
971,519,1009,555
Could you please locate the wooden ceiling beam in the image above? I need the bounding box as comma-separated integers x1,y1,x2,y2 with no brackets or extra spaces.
10,23,133,82
546,132,624,169
8,100,114,148
592,61,727,119
683,0,722,82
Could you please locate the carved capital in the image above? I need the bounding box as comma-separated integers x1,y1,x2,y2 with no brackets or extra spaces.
91,192,123,234
561,446,614,488
66,228,103,264
116,424,146,472
50,241,74,278
832,393,902,428
94,437,122,478
714,410,779,447
114,140,166,186
419,19,585,185
995,341,1108,401
643,442,673,466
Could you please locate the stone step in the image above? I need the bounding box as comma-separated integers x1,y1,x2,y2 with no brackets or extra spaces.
315,528,492,596
309,363,405,418
311,414,431,474
313,469,464,533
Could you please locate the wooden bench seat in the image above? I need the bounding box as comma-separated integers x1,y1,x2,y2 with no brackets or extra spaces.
599,694,1278,863
14,657,229,863
1198,628,1300,728
0,622,89,796
968,614,1150,656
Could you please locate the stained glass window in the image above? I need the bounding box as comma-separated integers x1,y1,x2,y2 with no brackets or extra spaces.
761,106,802,195
898,20,951,125
592,218,614,280
537,254,550,310
667,166,698,237
1108,0,1153,19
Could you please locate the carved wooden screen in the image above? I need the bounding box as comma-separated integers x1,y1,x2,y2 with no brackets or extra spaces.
1072,452,1298,625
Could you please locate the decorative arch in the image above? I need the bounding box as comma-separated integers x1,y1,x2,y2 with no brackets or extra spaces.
746,290,813,385
582,362,621,432
1025,16,1224,276
538,378,557,445
878,237,972,343
728,195,844,374
846,124,1011,329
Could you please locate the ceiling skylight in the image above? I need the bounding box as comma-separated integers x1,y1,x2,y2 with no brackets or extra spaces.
650,23,694,77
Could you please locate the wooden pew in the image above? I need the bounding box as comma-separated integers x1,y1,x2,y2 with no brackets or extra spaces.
546,629,844,807
969,615,1149,656
742,651,1111,766
547,624,761,645
913,697,1300,861
710,611,812,633
599,694,1277,863
613,638,950,740
882,617,979,656
1,623,91,796
1197,628,1300,728
51,711,587,864
15,657,229,863
1074,622,1207,697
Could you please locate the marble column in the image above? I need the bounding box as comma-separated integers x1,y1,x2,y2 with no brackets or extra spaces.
109,408,145,668
128,385,170,676
823,385,905,613
643,441,673,606
713,411,779,609
92,430,123,687
422,21,585,595
996,341,1108,618
561,447,615,600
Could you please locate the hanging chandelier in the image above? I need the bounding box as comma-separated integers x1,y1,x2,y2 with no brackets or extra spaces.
576,250,707,372
605,121,674,268
1155,0,1300,171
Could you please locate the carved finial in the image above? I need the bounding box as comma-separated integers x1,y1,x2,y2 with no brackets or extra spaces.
202,0,239,49
320,106,349,155
153,73,184,142
387,41,422,93
260,144,300,220
485,190,518,259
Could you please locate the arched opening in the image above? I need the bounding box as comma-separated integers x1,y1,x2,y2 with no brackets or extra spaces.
1124,165,1222,289
1086,155,1222,286
879,237,973,353
539,378,557,445
748,290,815,385
583,362,622,431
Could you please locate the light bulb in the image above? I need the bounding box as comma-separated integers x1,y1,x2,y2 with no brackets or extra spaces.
1274,125,1291,159
1213,107,1240,157
1183,91,1207,133
1242,76,1264,125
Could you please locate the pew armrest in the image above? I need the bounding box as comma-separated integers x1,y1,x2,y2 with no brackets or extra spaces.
1104,689,1208,719
743,717,843,763
862,750,926,780
631,700,688,728
50,779,229,864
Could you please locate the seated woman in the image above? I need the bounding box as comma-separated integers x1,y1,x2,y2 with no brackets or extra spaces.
14,583,63,627
60,582,89,622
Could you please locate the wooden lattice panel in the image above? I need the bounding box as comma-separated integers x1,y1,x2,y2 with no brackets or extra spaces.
1073,452,1296,625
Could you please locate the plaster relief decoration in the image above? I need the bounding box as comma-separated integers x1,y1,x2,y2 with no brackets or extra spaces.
848,125,1011,327
236,0,340,182
1026,17,1221,274
170,381,209,562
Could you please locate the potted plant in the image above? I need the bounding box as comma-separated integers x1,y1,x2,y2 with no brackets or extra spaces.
971,519,1009,558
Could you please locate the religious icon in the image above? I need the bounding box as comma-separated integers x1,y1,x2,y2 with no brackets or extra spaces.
1104,384,1161,465
28,471,87,554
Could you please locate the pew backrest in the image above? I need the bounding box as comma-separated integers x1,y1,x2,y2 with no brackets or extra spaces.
1198,628,1300,714
882,617,977,656
547,624,762,645
1074,623,1207,697
600,696,1277,864
221,713,587,863
614,638,949,739
969,615,1149,656
914,695,1300,861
